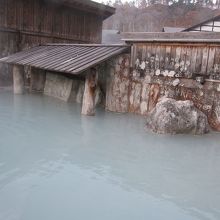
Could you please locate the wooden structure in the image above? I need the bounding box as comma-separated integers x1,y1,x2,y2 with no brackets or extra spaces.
183,14,220,32
0,44,129,115
122,32,220,79
0,0,115,85
104,32,220,131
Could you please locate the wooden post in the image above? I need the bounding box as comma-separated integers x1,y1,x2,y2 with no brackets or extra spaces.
81,68,98,116
13,65,24,94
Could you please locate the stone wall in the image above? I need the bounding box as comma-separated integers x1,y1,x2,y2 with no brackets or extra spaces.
105,52,220,131
11,49,220,130
129,76,220,131
105,54,130,113
128,42,220,131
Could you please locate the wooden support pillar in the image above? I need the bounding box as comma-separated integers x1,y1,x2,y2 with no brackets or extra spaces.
13,65,24,94
81,68,98,116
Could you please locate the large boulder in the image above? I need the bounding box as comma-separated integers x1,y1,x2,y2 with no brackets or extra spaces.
146,97,210,135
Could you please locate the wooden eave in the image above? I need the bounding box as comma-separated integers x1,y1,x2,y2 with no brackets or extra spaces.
48,0,115,20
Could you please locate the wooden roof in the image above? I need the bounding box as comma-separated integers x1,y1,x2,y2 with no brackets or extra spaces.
50,0,115,19
0,44,129,74
121,32,220,43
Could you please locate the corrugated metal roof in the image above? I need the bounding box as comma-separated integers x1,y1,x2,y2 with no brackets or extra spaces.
0,44,129,74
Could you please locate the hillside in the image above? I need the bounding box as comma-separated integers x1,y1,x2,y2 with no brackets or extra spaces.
103,4,220,32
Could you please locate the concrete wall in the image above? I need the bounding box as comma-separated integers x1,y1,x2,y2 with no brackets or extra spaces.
44,73,73,102
43,72,86,103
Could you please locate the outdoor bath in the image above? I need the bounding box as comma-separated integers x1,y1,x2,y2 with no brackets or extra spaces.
1,0,220,219
0,91,220,220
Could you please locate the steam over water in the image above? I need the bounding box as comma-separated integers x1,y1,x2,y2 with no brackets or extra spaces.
0,91,220,220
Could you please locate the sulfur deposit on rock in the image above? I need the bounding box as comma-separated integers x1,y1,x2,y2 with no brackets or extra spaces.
146,97,210,135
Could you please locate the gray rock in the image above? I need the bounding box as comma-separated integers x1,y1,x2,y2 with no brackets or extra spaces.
172,78,180,86
146,97,210,135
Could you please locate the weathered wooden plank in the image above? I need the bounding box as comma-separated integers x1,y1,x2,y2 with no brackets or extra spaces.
155,44,161,70
7,0,17,28
33,0,41,33
145,44,152,72
213,47,220,75
0,0,103,44
159,45,166,70
165,45,171,70
137,44,143,61
214,47,220,65
185,46,192,78
142,45,147,61
180,46,187,63
169,45,176,70
195,47,203,74
146,44,152,60
0,0,7,27
175,46,181,60
69,12,76,37
201,46,209,75
207,46,216,75
16,0,23,30
150,44,157,72
131,44,137,68
189,46,198,75
23,0,34,31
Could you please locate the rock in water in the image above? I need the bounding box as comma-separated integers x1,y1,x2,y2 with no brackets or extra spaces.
146,97,210,135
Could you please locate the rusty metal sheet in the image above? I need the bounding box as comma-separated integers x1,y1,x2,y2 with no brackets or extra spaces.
0,44,129,74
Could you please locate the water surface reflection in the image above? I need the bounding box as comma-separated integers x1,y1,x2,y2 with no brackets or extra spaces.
0,92,220,220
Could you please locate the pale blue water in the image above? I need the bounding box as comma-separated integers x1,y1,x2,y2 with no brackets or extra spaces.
0,91,220,220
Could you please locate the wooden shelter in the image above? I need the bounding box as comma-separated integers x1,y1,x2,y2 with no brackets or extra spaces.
0,0,115,85
109,31,220,131
0,44,129,115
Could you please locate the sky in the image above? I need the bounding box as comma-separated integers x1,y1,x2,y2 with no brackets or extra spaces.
94,0,218,4
93,0,128,3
